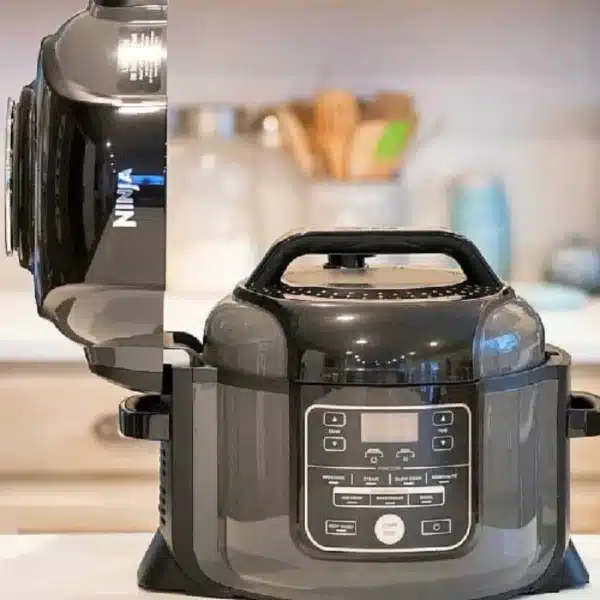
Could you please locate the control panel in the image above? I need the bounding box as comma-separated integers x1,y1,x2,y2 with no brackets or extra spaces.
303,404,472,554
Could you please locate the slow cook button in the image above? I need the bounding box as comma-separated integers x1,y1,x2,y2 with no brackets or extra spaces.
372,493,408,507
390,472,426,486
422,519,452,536
335,493,371,507
355,472,389,486
410,492,444,507
319,470,351,486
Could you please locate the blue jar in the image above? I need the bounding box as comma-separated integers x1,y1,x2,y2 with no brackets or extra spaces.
449,174,512,280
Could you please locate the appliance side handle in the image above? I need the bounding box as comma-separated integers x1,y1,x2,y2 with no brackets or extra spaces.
119,394,171,442
567,391,600,438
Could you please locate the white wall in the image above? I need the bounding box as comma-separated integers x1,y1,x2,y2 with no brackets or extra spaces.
169,0,600,281
2,0,600,290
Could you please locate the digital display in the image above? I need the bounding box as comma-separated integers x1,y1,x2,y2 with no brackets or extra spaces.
360,412,419,443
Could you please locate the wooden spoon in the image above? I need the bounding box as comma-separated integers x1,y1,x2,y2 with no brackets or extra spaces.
347,120,394,180
372,91,416,121
276,108,316,177
314,89,360,180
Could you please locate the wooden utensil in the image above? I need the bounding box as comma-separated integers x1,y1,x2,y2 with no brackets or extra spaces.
347,120,395,180
372,91,415,120
314,89,360,180
276,108,316,177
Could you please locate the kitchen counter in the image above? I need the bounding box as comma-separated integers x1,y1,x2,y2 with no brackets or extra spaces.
3,290,600,364
0,533,599,598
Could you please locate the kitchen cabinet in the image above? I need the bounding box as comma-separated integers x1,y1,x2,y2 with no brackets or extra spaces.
0,362,158,533
570,366,600,532
0,362,600,533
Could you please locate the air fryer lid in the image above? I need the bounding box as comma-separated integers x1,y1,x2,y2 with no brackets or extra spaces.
218,229,545,384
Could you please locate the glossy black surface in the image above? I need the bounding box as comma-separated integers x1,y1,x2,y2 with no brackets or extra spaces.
6,1,167,378
246,229,503,291
227,229,545,385
32,88,165,305
10,84,35,270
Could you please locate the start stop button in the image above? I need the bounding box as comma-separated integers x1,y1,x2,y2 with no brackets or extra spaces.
374,514,405,545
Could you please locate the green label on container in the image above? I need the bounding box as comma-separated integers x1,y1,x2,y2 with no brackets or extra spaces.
374,120,412,161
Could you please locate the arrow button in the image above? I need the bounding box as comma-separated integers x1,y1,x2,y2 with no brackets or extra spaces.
433,411,454,427
432,436,454,452
324,436,347,452
324,412,347,427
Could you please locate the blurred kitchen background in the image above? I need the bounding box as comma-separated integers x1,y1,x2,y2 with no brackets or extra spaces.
3,0,600,533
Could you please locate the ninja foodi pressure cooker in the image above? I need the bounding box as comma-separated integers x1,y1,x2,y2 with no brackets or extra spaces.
4,0,167,391
119,229,600,600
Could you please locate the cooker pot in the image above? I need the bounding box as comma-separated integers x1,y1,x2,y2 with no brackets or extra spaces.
119,228,600,600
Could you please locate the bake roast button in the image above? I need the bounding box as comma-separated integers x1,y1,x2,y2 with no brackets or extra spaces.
323,436,347,452
374,514,405,545
323,412,347,427
433,411,454,427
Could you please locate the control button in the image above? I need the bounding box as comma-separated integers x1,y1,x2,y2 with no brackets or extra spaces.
319,470,351,486
323,412,346,427
428,468,460,485
372,493,408,507
324,436,347,452
334,493,370,507
391,472,426,486
432,436,454,451
395,448,416,462
410,492,444,507
433,411,454,427
355,472,388,486
326,520,357,536
364,448,384,464
422,519,452,536
374,514,405,545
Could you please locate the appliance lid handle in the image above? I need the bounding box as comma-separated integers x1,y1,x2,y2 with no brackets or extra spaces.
245,229,502,290
119,394,170,442
568,392,600,438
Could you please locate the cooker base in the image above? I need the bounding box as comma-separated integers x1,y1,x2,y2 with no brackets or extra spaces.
138,529,232,598
137,530,589,599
